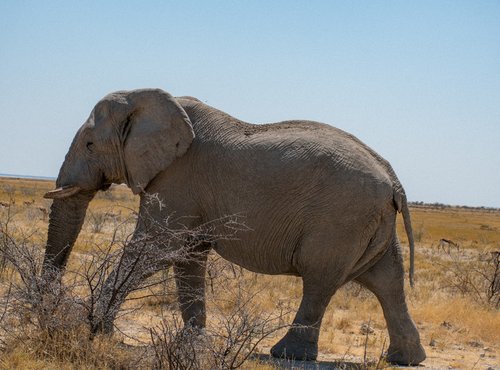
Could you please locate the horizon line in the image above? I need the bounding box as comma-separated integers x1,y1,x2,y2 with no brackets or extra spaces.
1,173,498,211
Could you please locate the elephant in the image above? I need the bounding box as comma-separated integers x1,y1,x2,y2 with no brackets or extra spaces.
42,88,426,365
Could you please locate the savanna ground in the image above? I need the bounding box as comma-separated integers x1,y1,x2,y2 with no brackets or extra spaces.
0,177,499,369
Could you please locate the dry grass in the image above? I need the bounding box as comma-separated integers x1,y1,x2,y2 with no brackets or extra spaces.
397,205,500,248
1,177,499,369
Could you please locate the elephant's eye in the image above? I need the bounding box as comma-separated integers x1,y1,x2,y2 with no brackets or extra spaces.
86,142,95,152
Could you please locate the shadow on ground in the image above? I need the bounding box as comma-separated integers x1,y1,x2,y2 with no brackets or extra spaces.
252,353,373,369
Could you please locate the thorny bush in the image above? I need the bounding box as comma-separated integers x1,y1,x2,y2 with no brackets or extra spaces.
437,245,500,309
0,195,292,368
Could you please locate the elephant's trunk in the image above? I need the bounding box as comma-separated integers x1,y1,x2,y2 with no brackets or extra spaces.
42,192,95,275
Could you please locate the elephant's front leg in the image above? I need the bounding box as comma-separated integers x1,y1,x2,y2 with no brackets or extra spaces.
174,243,210,329
271,279,335,361
91,243,171,334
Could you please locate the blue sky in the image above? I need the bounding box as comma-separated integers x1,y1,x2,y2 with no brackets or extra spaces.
1,1,499,207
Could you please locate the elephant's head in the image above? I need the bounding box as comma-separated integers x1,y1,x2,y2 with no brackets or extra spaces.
42,88,194,271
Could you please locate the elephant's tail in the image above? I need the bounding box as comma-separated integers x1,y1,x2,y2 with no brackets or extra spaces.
345,131,416,286
393,188,415,288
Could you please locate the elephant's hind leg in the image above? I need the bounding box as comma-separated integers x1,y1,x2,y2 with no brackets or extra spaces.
355,235,426,365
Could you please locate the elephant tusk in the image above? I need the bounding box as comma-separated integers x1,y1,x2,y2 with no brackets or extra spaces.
44,185,82,199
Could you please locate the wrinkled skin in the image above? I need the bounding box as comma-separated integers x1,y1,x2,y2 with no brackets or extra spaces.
43,89,426,365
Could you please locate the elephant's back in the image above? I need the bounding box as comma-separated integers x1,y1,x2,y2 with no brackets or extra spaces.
181,100,398,209
180,98,387,175
247,120,393,187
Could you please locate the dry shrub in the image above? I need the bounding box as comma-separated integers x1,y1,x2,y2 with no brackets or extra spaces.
147,255,293,369
437,247,500,308
0,227,138,368
87,210,109,233
0,196,291,369
150,301,288,370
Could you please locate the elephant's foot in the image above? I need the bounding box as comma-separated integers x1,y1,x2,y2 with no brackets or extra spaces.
386,340,426,365
270,331,318,361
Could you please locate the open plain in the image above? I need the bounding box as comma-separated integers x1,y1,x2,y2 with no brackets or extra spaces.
0,176,499,369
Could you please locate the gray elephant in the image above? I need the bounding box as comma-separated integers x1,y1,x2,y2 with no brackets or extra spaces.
43,88,426,365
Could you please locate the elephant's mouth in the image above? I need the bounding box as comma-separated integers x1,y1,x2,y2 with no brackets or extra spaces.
44,171,112,199
44,182,112,199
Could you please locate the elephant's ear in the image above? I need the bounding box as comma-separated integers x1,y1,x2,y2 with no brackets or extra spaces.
122,89,194,194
